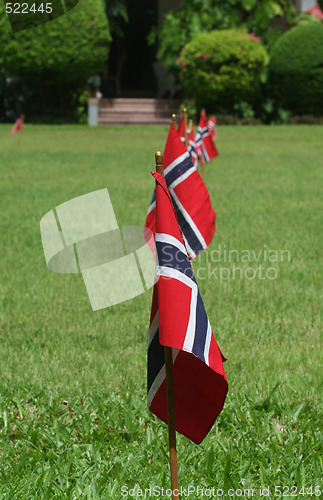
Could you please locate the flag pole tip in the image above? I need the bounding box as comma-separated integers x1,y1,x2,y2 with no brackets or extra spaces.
172,114,176,124
183,107,187,113
155,151,163,165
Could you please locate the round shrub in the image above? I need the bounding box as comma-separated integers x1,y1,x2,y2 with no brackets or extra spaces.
179,29,268,112
269,24,323,116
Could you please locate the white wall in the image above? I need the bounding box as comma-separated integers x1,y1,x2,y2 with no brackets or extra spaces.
301,0,317,12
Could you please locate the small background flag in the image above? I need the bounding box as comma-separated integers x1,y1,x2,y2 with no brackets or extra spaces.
178,115,198,169
195,111,218,165
145,123,216,258
177,115,186,144
147,172,228,444
208,116,217,143
9,114,24,135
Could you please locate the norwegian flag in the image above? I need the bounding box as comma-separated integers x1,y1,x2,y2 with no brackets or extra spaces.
145,123,215,259
207,116,217,143
178,115,198,170
188,123,198,170
195,110,219,166
147,172,228,445
177,115,186,145
9,114,24,135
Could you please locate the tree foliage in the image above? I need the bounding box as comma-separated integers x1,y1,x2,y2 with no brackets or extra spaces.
180,29,268,113
0,0,111,121
103,0,128,37
0,0,111,84
153,0,296,73
269,23,323,116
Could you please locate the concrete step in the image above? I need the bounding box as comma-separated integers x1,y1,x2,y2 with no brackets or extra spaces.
98,98,181,125
99,117,172,125
100,98,180,109
99,110,177,120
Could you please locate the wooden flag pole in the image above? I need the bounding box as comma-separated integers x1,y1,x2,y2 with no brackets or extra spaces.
18,128,22,147
183,108,188,149
155,151,164,175
164,345,179,499
18,115,24,146
155,151,179,500
172,114,176,127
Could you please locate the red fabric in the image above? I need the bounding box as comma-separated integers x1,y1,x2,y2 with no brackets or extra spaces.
163,123,187,166
177,115,185,143
153,173,192,349
145,124,216,258
149,351,228,444
159,277,192,349
198,111,218,165
153,172,182,242
172,173,215,245
208,115,217,142
148,172,228,444
188,124,195,143
9,114,24,135
165,125,216,250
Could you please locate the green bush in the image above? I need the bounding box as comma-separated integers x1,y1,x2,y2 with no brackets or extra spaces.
0,73,30,122
179,29,268,113
151,0,296,76
0,0,110,84
268,24,323,116
0,0,110,121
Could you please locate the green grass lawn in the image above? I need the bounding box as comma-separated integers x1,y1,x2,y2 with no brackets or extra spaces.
0,124,322,498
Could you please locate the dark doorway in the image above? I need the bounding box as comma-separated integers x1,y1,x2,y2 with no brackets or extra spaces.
102,0,158,98
122,0,157,96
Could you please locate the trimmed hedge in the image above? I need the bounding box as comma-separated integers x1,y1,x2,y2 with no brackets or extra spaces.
0,0,111,121
179,29,268,113
0,0,111,84
269,24,323,116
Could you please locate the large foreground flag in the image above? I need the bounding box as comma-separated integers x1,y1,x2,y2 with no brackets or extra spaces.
145,123,215,258
195,110,218,166
9,114,24,135
147,172,228,444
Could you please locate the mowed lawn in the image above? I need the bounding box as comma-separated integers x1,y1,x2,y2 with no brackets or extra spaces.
0,124,322,498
